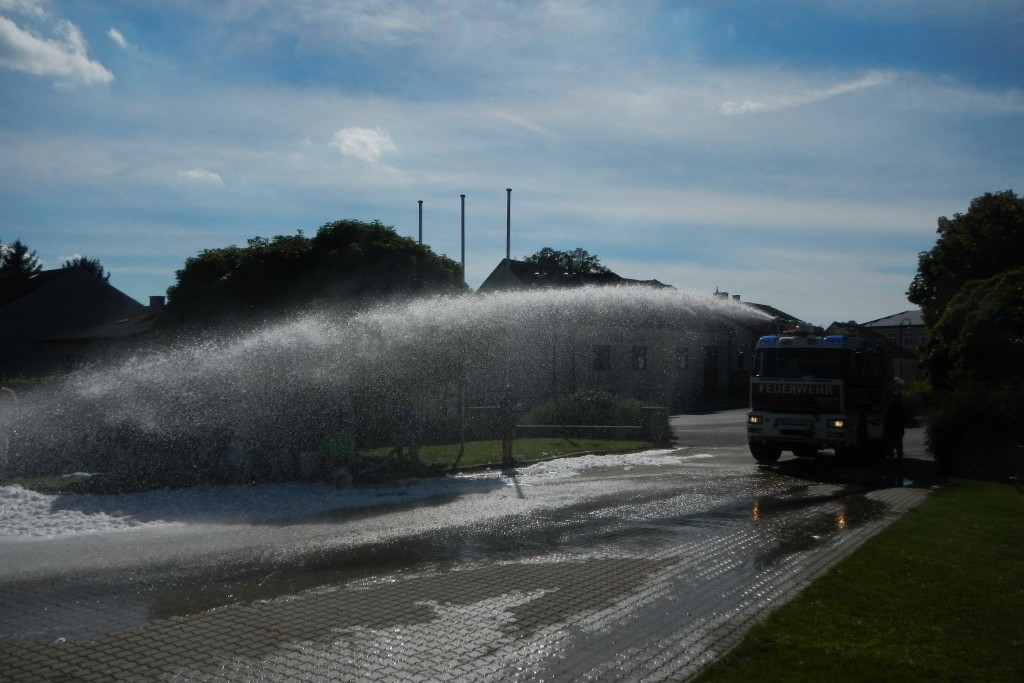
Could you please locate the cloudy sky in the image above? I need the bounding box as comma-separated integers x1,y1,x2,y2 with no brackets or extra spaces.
1,0,1022,326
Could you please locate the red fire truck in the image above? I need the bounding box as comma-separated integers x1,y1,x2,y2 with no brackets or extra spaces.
746,331,895,464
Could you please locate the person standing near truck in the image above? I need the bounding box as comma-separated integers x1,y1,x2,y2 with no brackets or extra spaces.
884,392,906,485
0,383,16,476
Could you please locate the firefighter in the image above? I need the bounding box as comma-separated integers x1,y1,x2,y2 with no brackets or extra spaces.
884,393,906,484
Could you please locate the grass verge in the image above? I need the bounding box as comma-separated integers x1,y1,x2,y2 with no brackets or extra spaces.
2,438,652,493
364,437,651,469
693,479,1024,683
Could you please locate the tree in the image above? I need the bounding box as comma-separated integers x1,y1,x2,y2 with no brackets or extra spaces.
920,267,1024,389
907,190,1024,326
0,238,43,276
522,247,610,276
908,190,1024,474
163,220,466,329
62,256,110,281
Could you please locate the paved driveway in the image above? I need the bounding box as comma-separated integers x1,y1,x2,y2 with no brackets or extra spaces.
0,417,935,681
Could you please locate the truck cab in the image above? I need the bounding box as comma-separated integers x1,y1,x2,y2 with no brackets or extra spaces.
746,332,893,464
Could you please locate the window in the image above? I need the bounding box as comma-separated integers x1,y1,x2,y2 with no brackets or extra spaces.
631,345,648,371
593,344,611,371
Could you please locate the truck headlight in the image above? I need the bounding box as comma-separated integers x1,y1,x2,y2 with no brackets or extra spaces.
827,419,846,429
748,415,764,425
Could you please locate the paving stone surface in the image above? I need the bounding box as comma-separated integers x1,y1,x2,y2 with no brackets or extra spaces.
0,481,930,682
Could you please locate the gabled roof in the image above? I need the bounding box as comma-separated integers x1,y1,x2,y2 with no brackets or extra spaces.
0,269,69,310
40,307,161,342
861,309,925,327
477,258,672,293
741,301,804,326
0,267,148,340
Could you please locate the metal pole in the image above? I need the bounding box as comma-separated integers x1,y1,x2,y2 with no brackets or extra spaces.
418,200,423,245
460,194,466,286
506,188,512,276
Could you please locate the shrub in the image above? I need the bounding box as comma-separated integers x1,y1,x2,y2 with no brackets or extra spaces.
522,391,650,426
925,380,1024,477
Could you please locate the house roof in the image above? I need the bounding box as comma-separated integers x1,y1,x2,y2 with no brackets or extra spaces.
40,308,161,342
740,302,804,326
861,309,925,327
0,267,152,342
0,269,70,311
477,258,672,293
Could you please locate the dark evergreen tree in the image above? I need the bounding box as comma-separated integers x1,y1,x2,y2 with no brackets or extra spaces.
0,239,43,276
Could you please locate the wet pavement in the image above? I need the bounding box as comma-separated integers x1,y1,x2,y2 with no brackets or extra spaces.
0,413,937,681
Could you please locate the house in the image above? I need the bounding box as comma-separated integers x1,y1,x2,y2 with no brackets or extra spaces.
471,261,789,412
857,310,927,382
0,268,157,376
477,258,671,293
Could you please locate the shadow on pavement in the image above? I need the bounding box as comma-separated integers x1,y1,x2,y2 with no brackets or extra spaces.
768,454,945,491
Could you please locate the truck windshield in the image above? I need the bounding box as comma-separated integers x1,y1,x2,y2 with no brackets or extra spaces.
753,348,843,380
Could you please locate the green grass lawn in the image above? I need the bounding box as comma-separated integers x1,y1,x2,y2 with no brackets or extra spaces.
2,438,652,493
365,437,651,469
693,479,1024,683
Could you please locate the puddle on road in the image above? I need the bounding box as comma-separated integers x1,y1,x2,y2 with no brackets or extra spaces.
748,490,891,567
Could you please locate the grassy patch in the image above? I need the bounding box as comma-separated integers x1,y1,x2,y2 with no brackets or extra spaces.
694,479,1024,683
365,437,651,469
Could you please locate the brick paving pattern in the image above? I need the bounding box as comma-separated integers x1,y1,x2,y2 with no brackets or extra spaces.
0,484,929,682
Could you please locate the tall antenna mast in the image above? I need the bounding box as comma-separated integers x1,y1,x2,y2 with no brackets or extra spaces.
460,194,466,286
506,188,512,278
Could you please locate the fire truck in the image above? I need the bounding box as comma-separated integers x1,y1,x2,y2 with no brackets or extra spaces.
746,330,895,464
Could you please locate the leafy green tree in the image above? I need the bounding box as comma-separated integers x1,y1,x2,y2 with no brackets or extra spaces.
920,267,1024,389
522,247,610,276
164,220,466,329
907,190,1024,326
62,255,110,281
0,238,43,276
909,191,1024,474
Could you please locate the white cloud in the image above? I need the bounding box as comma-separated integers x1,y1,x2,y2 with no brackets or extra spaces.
0,0,45,17
176,168,223,184
0,12,113,85
330,127,398,163
720,70,895,115
107,27,130,49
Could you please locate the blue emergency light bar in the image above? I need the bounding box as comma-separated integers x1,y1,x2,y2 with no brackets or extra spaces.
758,335,780,344
824,335,847,344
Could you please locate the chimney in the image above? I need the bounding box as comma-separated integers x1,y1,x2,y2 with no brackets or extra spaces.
733,294,741,301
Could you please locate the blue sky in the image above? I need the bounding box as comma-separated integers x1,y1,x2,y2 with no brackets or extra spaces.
1,0,1022,326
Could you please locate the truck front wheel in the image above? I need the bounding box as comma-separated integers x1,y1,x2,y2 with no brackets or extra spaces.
750,442,782,464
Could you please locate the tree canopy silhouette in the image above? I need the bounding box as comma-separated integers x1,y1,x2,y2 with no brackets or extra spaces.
0,238,43,276
62,255,110,281
908,190,1024,326
908,190,1024,475
164,220,466,330
522,247,610,276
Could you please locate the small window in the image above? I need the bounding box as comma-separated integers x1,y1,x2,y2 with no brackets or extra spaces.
631,345,648,371
593,344,611,371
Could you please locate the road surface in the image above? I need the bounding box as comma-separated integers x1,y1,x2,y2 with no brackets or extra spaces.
0,409,933,681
